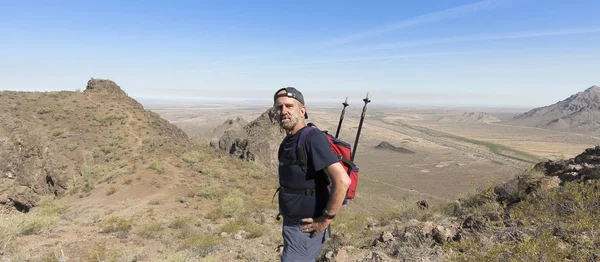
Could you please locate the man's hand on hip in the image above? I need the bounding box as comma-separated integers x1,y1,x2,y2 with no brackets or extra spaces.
300,216,332,238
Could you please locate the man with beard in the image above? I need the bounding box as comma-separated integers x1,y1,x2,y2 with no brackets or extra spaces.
273,87,351,261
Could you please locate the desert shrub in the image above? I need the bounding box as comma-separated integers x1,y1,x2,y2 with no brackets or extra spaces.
179,233,222,257
122,178,133,185
197,183,224,200
19,214,59,236
106,186,118,195
38,195,68,216
148,160,165,174
248,169,266,179
219,217,263,239
219,194,245,218
169,216,193,229
202,166,227,178
101,216,132,234
88,244,114,262
52,113,66,120
67,143,78,151
37,107,52,114
148,199,161,205
103,113,126,123
137,222,163,238
51,129,64,137
182,150,214,164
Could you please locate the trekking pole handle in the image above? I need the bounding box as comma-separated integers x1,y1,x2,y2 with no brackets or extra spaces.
335,96,349,138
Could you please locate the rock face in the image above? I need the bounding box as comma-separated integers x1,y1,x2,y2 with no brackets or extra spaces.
211,108,285,168
438,112,500,123
512,85,600,134
375,141,415,154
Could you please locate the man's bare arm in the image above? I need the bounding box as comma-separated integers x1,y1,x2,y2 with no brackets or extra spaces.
323,162,351,216
300,162,351,236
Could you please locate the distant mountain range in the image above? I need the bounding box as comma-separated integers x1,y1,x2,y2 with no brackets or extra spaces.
512,85,600,134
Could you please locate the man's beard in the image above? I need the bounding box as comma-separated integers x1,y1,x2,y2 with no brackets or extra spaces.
278,113,302,131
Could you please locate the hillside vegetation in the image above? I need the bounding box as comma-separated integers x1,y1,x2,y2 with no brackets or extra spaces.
0,79,598,261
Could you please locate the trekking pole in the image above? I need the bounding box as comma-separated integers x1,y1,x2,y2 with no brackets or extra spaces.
351,92,370,161
334,96,349,138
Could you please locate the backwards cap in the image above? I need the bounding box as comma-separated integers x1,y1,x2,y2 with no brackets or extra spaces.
274,87,308,119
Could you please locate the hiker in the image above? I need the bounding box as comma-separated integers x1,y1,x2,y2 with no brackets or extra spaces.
273,87,351,261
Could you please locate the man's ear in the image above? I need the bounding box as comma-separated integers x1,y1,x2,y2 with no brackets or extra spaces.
300,106,306,117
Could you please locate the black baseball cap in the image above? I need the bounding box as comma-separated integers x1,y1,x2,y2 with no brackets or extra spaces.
274,87,308,119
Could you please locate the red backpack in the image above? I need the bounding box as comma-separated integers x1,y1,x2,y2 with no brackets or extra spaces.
297,124,359,202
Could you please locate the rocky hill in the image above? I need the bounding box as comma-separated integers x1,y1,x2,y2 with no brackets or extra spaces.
0,78,188,213
437,112,500,123
512,85,600,134
210,108,285,168
375,141,415,154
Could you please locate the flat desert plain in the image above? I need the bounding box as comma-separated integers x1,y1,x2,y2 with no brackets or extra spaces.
147,101,600,215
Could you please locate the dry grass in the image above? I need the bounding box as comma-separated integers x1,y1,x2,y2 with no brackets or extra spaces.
169,216,193,229
179,233,222,257
137,222,163,239
101,216,133,235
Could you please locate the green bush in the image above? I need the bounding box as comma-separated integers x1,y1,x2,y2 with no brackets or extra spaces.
148,160,165,174
198,183,223,200
219,194,245,218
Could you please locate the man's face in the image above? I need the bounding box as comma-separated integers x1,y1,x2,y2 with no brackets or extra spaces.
274,93,305,131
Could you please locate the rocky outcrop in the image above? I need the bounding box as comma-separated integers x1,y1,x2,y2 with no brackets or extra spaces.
84,78,128,96
211,108,285,167
375,141,415,154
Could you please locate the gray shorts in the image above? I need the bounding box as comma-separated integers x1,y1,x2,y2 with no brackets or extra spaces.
281,219,328,262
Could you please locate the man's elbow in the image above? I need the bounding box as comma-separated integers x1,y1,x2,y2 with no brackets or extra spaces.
340,172,351,190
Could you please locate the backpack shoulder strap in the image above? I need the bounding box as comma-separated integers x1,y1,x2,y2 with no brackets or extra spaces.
297,125,316,171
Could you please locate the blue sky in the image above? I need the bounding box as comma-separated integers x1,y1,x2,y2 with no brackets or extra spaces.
1,0,599,107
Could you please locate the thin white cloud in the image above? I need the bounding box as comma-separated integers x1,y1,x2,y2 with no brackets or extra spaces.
338,27,600,52
313,0,506,48
233,0,507,60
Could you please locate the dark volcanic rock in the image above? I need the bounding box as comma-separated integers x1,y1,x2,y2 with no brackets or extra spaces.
375,141,415,154
211,108,285,168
